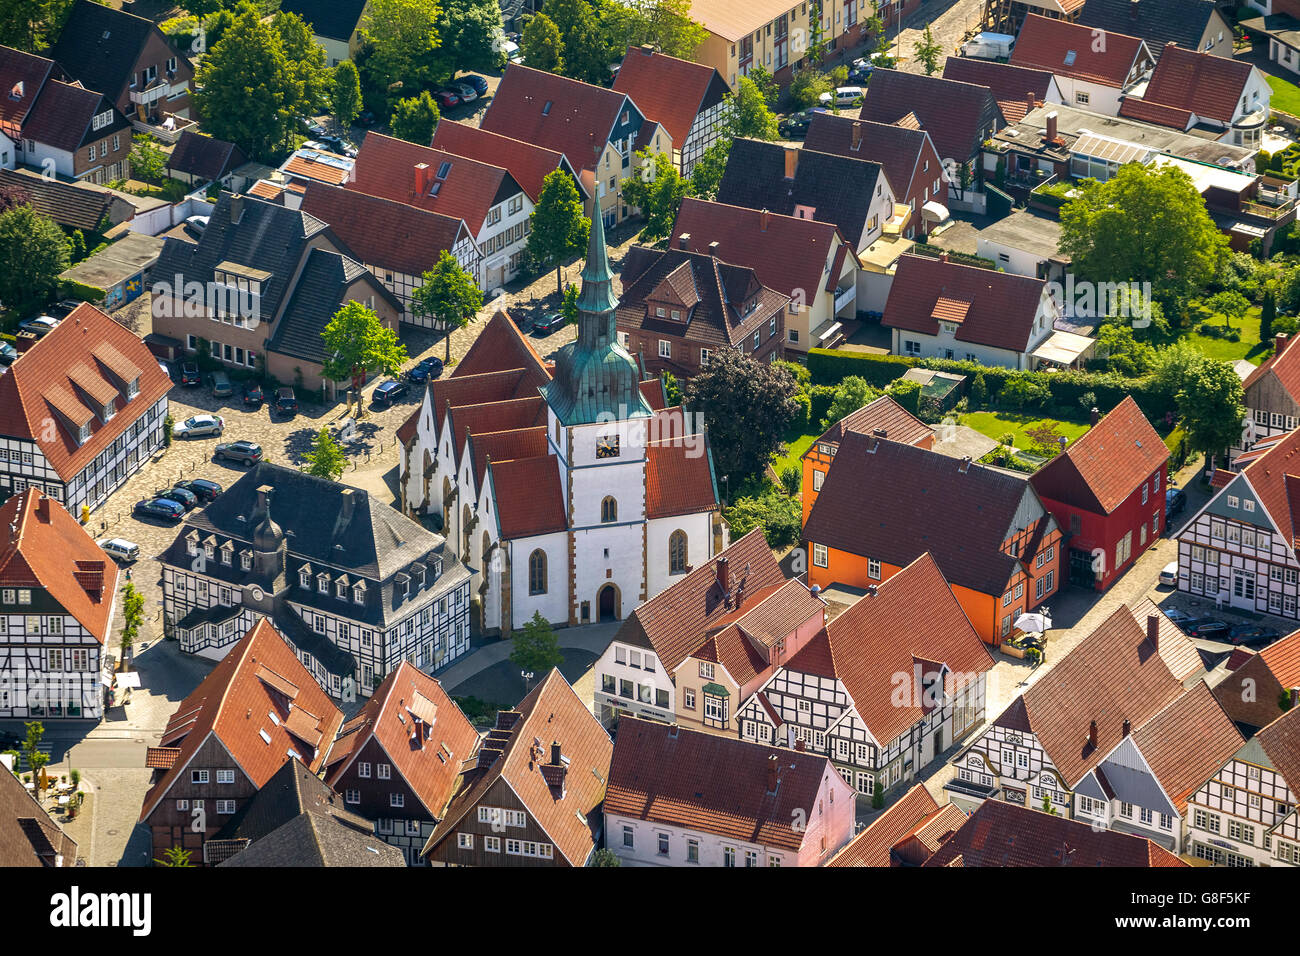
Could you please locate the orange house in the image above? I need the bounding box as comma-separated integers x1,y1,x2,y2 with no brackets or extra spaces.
801,396,934,526
803,433,1062,646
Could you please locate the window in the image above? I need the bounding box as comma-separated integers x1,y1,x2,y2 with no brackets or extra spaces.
377,764,391,780
623,825,634,848
191,770,209,785
700,348,712,366
658,339,672,358
684,688,696,709
813,543,827,567
669,530,688,574
216,800,235,815
658,833,670,856
813,469,825,492
458,833,474,849
698,662,715,680
867,558,881,580
358,762,371,778
217,770,235,784
529,549,547,594
601,497,617,522
390,793,404,807
687,840,699,863
723,847,736,867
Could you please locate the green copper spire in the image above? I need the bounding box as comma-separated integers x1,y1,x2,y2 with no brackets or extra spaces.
540,194,651,426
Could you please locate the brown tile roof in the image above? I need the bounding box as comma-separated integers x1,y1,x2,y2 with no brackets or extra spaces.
1012,13,1150,88
823,553,994,744
605,716,840,852
828,783,940,867
616,528,786,673
247,179,284,201
804,434,1049,597
428,369,548,434
447,396,548,460
348,133,521,232
166,130,247,181
1235,427,1300,552
1030,396,1168,514
300,180,471,279
324,661,478,818
453,310,551,381
481,64,631,173
139,617,344,823
859,69,1005,164
0,303,172,482
882,253,1048,353
731,578,824,649
0,490,119,638
921,798,1185,866
1130,681,1243,814
1011,604,1184,787
811,394,932,448
646,426,719,520
144,747,181,769
423,669,612,865
1118,96,1194,129
803,113,935,202
1259,629,1300,689
1130,598,1204,683
0,44,56,135
1254,705,1300,792
685,0,815,42
612,45,723,147
431,120,584,203
1242,335,1300,400
1140,43,1255,124
941,57,1060,123
0,766,77,866
488,456,567,538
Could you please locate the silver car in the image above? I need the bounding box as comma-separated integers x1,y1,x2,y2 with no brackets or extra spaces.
173,414,225,439
96,538,141,562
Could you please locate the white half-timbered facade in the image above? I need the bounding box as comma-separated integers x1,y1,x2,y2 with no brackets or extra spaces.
1231,334,1300,465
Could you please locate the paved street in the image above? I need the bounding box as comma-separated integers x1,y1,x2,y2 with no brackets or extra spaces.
884,0,985,75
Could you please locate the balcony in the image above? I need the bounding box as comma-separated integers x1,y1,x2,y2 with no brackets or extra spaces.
1240,197,1296,220
834,284,856,314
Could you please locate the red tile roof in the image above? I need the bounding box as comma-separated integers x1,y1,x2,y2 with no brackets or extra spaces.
921,798,1185,866
1242,336,1300,400
828,783,940,866
453,310,551,381
882,253,1047,353
606,716,842,852
1259,630,1300,690
324,661,478,818
941,57,1060,123
447,396,547,460
1012,13,1150,88
1254,705,1300,793
432,120,584,203
1118,96,1194,129
1131,681,1243,814
283,151,351,185
481,64,631,173
139,617,344,822
467,426,549,488
646,426,719,519
612,46,721,148
0,490,119,639
811,394,932,449
1235,427,1300,552
488,456,567,538
347,133,520,232
1140,43,1255,124
1130,598,1203,683
1030,396,1168,514
0,303,171,482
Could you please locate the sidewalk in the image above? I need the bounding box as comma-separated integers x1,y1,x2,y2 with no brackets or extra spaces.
436,620,620,694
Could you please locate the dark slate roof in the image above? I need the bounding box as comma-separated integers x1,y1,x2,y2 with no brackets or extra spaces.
50,0,165,101
152,192,329,326
23,79,128,152
803,113,930,200
0,45,59,133
266,246,395,365
218,759,404,867
1077,0,1222,55
166,130,247,181
716,139,884,244
280,0,370,43
0,167,133,230
860,69,1005,164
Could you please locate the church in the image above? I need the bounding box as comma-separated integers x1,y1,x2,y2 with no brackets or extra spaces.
398,204,728,634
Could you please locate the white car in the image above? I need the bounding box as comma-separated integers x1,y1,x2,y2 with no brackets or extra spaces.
1159,561,1179,587
173,414,225,439
818,86,865,109
97,538,141,563
184,215,210,235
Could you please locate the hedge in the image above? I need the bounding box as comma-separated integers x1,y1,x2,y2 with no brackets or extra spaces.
58,279,106,303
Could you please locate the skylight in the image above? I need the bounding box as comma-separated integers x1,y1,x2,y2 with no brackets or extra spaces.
1064,50,1077,66
542,101,552,115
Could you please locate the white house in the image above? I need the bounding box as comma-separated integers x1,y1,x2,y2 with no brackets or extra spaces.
1011,13,1154,117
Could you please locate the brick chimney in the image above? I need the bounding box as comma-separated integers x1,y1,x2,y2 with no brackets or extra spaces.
1027,92,1036,114
1045,111,1059,144
958,455,971,474
783,148,798,180
540,740,568,796
677,231,691,250
229,193,244,224
1277,333,1289,356
36,494,50,522
707,240,720,256
760,208,770,231
1087,719,1098,749
939,251,950,263
766,754,779,792
1090,406,1100,427
1147,613,1159,650
851,121,863,151
716,555,730,591
414,162,432,195
1122,717,1131,737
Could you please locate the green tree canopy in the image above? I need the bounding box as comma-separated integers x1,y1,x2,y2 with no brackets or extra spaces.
547,0,609,83
601,0,707,60
620,149,687,241
130,134,168,185
913,23,942,75
725,75,780,140
321,301,410,393
272,10,331,116
0,0,73,52
331,60,363,128
434,0,506,75
1177,358,1244,464
822,376,879,429
304,428,347,480
510,611,564,675
527,169,590,294
723,488,801,547
688,138,730,199
359,0,444,107
411,250,484,361
389,90,441,144
0,204,69,315
521,12,564,73
1095,323,1156,376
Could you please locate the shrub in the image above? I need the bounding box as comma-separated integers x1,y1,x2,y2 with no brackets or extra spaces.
779,462,801,496
724,488,802,547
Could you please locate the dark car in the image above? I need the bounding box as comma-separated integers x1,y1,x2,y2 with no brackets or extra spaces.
532,312,568,336
154,487,198,511
275,388,298,415
134,497,185,522
174,478,223,503
51,299,83,318
407,356,444,384
1182,618,1230,639
434,89,461,110
778,108,827,139
180,362,201,386
357,110,377,127
463,74,489,96
1228,624,1281,646
1165,487,1187,521
305,122,328,139
373,380,409,407
242,381,264,407
511,312,534,333
0,342,16,366
214,440,264,465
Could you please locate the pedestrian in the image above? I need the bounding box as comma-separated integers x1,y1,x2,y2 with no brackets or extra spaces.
125,567,132,582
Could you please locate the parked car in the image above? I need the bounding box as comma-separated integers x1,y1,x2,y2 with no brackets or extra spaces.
97,538,141,563
207,370,232,397
1158,561,1178,587
184,215,209,236
214,440,264,465
173,414,225,439
133,497,185,522
174,478,223,503
1181,618,1230,639
154,487,198,511
373,380,409,407
305,122,328,139
504,40,523,62
0,342,16,366
818,86,865,108
51,299,83,318
1165,487,1186,521
463,74,489,96
847,62,873,84
532,312,568,336
242,381,264,407
157,360,172,379
451,81,478,103
357,110,377,127
274,388,298,415
406,356,444,384
1161,606,1193,626
318,134,356,157
1228,623,1281,646
180,362,201,386
434,89,461,110
19,315,59,337
778,108,827,138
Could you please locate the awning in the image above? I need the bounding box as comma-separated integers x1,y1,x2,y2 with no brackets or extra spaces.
922,201,950,223
1031,329,1095,367
701,682,730,698
115,671,142,689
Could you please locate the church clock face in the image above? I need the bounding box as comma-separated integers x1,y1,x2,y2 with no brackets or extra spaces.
596,435,620,459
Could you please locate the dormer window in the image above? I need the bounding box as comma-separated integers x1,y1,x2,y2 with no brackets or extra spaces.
77,423,91,445
336,579,347,599
220,542,233,566
101,400,115,423
317,572,329,594
299,567,311,588
126,377,140,400
353,582,366,604
204,542,214,560
9,81,23,100
240,551,252,571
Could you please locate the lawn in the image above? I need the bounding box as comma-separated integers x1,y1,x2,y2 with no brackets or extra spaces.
960,411,1090,451
772,430,818,477
1183,304,1269,364
1267,75,1300,118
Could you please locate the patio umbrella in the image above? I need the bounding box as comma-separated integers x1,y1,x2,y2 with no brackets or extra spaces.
115,672,142,689
1014,611,1051,633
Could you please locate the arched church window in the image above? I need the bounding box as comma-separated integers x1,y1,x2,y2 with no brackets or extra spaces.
529,550,547,595
669,530,688,574
601,497,617,523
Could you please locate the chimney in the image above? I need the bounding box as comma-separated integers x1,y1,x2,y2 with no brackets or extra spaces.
36,494,50,522
851,121,863,151
716,555,730,591
1090,406,1100,427
865,584,878,597
1087,720,1098,749
1045,111,1059,144
1277,333,1289,356
229,193,244,224
766,754,779,792
677,231,691,250
939,251,949,263
783,148,798,180
1027,92,1036,114
1147,613,1159,650
1122,718,1131,737
760,208,770,232
541,739,568,795
1128,0,1139,18
708,240,720,256
958,455,971,474
640,43,655,55
414,162,431,195
872,428,888,438
550,740,562,765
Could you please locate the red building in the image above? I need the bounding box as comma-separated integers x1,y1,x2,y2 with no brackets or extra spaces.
1030,396,1169,591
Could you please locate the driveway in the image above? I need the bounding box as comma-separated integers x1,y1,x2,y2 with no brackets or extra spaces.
886,0,985,75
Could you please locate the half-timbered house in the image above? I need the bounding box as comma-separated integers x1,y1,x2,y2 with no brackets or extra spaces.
1232,334,1300,465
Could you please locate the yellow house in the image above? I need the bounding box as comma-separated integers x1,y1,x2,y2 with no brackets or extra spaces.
689,0,870,86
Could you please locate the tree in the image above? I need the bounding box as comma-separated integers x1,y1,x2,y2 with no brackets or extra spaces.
601,0,708,61
746,63,778,108
359,0,443,105
1058,163,1229,306
321,301,410,397
621,149,687,241
434,0,505,76
1206,289,1250,329
969,371,988,405
1000,375,1050,410
1177,358,1244,464
723,488,801,546
1261,288,1277,345
913,23,942,75
560,283,580,324
389,91,441,144
547,0,609,84
790,66,833,109
22,722,47,789
273,10,331,118
304,428,347,480
130,135,168,185
592,847,622,866
683,349,801,483
527,169,590,295
726,75,779,140
0,204,69,315
120,581,144,662
1095,323,1156,376
779,463,801,496
154,846,195,867
688,138,730,200
0,0,73,52
821,376,878,429
331,60,363,128
1024,420,1067,457
510,611,564,675
521,12,564,73
0,180,28,214
410,250,483,361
